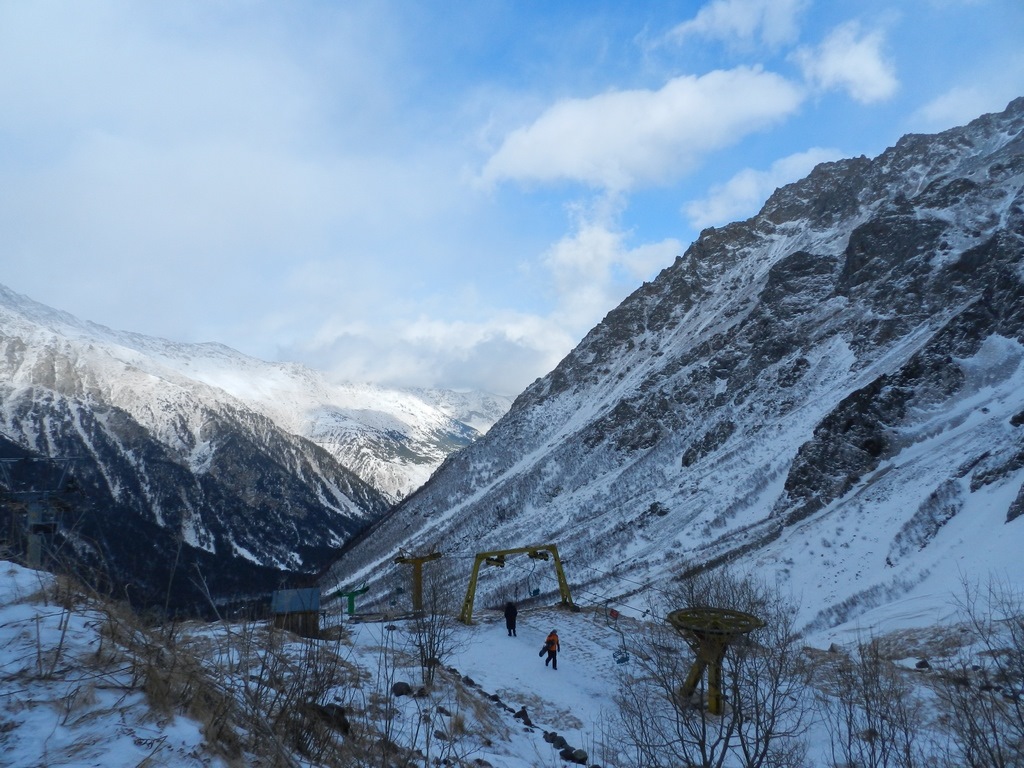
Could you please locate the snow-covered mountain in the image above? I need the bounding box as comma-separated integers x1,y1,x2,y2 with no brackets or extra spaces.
0,286,509,607
168,352,511,503
325,99,1024,636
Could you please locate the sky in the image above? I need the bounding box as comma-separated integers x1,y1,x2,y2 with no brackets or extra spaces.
2,1,1022,397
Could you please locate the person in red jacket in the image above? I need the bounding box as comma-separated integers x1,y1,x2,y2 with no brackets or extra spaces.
540,629,560,670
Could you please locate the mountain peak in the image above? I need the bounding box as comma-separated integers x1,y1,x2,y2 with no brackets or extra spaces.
0,286,508,608
324,98,1024,639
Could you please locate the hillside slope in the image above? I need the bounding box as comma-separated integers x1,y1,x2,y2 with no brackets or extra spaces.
0,288,507,607
325,99,1024,634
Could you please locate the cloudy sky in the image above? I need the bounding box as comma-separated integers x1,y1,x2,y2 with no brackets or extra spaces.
2,1,1022,396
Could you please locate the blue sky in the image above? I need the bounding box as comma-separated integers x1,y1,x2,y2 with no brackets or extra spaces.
2,0,1022,396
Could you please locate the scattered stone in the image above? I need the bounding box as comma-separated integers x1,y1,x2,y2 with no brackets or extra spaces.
915,658,930,670
513,706,533,727
305,702,350,734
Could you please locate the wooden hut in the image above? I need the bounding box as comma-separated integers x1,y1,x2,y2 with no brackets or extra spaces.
270,588,320,638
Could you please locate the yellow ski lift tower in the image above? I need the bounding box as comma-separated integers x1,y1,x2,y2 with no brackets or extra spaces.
394,551,442,612
459,544,573,624
667,606,765,715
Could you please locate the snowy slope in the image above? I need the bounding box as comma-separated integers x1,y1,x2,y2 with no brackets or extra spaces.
323,98,1024,642
142,346,509,503
5,556,1016,767
0,285,510,502
0,285,508,607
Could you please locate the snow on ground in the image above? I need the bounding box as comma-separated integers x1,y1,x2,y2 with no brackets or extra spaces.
0,561,221,767
3,556,1018,767
398,605,628,766
0,557,629,767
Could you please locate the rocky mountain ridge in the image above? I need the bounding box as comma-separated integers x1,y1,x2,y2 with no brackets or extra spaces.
324,98,1024,635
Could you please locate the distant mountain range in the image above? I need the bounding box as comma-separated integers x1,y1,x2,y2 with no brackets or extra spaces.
160,348,511,504
0,285,510,609
324,99,1024,635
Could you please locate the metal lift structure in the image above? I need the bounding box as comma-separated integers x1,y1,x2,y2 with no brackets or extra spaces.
329,583,370,616
459,543,573,624
667,606,765,715
394,550,443,613
0,457,80,568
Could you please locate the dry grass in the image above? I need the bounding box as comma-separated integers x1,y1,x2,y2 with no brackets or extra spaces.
8,570,385,766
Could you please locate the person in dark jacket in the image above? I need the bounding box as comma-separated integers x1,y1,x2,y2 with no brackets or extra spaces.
540,629,560,669
504,601,518,636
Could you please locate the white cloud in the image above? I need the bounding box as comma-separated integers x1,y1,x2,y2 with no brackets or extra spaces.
684,147,841,228
292,195,682,395
667,0,809,48
795,21,898,104
290,312,576,397
481,66,804,191
542,196,681,328
11,0,1006,399
911,56,1024,132
915,87,1000,131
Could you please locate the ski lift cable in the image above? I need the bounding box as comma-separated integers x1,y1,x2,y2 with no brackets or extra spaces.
441,546,674,615
505,560,652,616
571,560,678,598
573,585,652,617
500,552,675,602
529,559,661,604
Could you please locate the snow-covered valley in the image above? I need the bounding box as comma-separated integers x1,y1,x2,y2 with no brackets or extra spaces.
2,97,1024,768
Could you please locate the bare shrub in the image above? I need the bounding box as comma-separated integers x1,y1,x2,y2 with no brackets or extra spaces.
935,576,1024,767
816,638,927,768
406,559,463,687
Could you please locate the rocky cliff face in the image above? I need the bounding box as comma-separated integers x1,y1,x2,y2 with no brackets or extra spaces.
325,99,1024,632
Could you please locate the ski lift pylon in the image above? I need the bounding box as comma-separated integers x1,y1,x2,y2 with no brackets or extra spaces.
459,543,573,624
